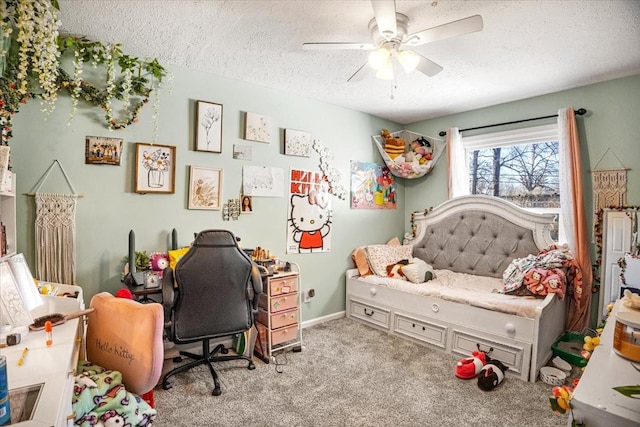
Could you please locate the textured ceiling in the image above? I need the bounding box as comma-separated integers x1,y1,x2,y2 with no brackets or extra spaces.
57,0,640,124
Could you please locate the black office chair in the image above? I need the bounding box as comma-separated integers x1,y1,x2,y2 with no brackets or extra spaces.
161,229,263,396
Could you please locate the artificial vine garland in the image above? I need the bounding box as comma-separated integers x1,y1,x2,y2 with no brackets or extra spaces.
0,0,168,144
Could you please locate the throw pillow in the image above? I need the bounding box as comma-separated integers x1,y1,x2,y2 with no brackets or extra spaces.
365,244,413,277
168,247,190,271
402,258,435,283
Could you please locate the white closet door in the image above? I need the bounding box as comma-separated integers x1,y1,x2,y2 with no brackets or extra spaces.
598,210,633,324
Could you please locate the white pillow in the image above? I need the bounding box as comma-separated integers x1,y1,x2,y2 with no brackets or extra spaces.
401,258,435,283
365,244,413,277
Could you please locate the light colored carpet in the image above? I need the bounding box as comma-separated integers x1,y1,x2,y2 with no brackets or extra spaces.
153,317,568,426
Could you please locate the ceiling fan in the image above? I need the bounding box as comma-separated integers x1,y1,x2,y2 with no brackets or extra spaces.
302,0,483,82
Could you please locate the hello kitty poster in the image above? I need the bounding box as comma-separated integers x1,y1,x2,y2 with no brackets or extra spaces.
287,168,332,254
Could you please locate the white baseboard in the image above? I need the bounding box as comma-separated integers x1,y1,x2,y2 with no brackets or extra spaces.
301,310,345,329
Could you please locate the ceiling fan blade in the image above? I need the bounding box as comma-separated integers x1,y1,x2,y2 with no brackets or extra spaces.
371,0,397,39
414,53,443,77
347,63,370,82
303,42,375,51
405,15,484,46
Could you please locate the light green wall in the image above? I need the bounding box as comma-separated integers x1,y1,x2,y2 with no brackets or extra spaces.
10,65,405,320
406,73,640,326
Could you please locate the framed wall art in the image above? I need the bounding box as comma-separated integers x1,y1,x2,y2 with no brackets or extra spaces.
244,112,272,143
134,143,176,194
188,166,222,210
85,135,123,165
195,100,223,153
284,129,312,157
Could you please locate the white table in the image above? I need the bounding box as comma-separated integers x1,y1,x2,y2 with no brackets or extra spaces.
569,299,640,426
2,294,83,426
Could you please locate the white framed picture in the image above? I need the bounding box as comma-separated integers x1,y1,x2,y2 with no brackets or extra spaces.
188,166,223,210
244,112,272,143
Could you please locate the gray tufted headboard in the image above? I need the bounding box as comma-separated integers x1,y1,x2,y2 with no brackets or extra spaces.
404,195,557,278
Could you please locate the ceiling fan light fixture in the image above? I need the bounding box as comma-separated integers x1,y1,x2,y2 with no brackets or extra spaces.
368,47,390,70
397,49,420,73
375,60,394,80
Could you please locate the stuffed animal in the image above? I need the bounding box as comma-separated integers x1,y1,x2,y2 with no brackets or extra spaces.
455,350,487,379
410,136,433,164
381,129,405,160
386,259,411,279
477,356,509,391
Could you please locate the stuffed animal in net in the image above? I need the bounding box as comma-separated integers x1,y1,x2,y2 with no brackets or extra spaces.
455,350,487,379
381,129,405,160
477,355,509,391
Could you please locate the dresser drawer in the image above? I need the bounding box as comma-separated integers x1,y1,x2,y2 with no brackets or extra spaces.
257,307,299,329
349,298,390,330
271,324,299,346
268,274,298,296
260,292,298,313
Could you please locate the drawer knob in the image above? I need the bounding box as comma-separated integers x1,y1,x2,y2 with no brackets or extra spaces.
505,323,516,334
370,287,377,296
431,303,439,313
363,308,374,317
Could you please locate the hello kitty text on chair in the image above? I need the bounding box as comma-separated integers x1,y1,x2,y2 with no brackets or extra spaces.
287,168,332,254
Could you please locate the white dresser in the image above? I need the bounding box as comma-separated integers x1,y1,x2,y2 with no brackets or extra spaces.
3,293,83,426
569,300,640,426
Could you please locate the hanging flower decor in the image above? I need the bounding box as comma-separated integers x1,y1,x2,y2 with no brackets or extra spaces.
0,0,168,144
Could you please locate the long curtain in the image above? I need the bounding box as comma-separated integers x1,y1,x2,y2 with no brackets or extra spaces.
446,127,464,198
558,107,592,331
35,193,78,284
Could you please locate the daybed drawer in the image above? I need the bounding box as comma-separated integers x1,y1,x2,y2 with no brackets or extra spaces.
450,328,531,379
394,313,447,350
257,307,298,329
349,299,390,329
267,274,298,296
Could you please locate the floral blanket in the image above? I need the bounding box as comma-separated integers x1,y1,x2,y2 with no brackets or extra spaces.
73,361,156,426
502,246,583,301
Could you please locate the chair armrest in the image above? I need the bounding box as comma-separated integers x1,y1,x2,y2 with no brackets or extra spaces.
162,267,176,327
250,264,264,311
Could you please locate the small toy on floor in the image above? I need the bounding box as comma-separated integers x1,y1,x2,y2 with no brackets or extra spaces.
477,356,509,391
455,350,487,379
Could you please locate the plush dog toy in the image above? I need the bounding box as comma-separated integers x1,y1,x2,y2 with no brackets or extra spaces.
477,356,509,391
455,350,487,379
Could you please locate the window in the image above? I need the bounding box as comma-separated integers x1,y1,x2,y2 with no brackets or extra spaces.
457,124,564,241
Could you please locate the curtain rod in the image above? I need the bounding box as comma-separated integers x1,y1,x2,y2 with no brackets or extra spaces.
437,108,587,137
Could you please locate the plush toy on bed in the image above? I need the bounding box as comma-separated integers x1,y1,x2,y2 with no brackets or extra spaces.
386,259,411,279
477,356,509,391
455,350,487,379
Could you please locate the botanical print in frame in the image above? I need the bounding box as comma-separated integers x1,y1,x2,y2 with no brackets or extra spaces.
195,100,223,153
85,135,123,165
188,166,222,210
134,143,176,194
284,129,311,157
244,112,272,143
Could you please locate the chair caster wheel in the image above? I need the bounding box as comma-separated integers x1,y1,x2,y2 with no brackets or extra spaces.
221,348,229,354
212,388,222,396
162,383,172,390
248,362,256,370
173,356,182,363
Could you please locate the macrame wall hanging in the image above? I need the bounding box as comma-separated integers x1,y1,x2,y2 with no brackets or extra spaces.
591,148,629,210
28,160,81,285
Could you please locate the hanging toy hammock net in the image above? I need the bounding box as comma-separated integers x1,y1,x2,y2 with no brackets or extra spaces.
372,129,445,179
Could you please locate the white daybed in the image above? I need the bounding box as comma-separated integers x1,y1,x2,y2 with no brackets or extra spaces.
346,195,567,382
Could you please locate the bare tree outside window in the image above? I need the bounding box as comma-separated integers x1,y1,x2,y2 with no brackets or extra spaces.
468,141,559,209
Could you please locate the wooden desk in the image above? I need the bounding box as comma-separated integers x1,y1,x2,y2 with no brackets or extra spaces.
124,282,162,303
